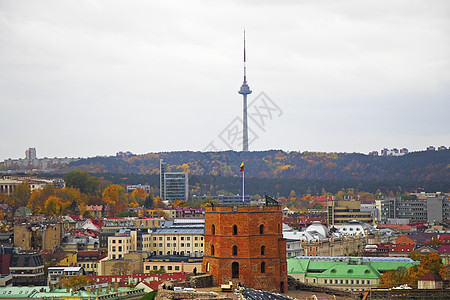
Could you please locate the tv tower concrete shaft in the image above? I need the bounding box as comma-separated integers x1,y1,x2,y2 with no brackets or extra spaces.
238,31,251,152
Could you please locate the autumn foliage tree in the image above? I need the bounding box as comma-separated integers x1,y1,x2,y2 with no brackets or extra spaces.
380,253,445,288
60,275,91,288
129,188,148,207
379,267,408,288
102,184,129,216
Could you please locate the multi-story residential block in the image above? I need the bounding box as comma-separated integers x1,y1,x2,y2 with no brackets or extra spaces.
25,148,36,160
286,240,303,257
75,251,107,276
101,218,161,233
146,226,204,256
127,184,151,194
327,199,373,225
108,233,134,260
143,255,202,273
14,222,64,252
48,266,83,285
9,251,46,286
98,252,147,276
85,205,103,218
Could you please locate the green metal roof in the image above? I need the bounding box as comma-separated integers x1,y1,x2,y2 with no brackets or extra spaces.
287,257,310,273
0,287,49,298
0,287,143,299
287,258,420,280
308,263,380,279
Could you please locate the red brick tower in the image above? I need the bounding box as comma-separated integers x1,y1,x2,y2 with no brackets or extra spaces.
202,199,288,293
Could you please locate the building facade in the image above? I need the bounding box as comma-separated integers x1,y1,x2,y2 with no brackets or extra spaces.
159,159,189,202
376,193,449,224
327,199,373,225
203,202,288,292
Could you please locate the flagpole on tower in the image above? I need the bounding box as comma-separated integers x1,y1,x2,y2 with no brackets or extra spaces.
243,169,245,204
240,161,245,204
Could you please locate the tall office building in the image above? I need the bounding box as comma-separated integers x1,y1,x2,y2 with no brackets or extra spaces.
159,159,189,203
376,193,449,224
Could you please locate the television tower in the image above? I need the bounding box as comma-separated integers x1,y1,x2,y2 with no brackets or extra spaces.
238,30,251,152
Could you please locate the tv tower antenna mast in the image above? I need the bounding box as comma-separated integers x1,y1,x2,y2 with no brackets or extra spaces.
238,30,251,152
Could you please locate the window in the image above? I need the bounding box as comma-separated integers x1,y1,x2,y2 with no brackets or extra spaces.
175,266,180,271
168,266,172,270
212,224,216,235
195,237,198,241
233,225,238,235
146,266,150,270
113,240,116,243
211,245,215,255
167,243,170,247
167,237,171,241
112,246,116,251
232,245,238,256
195,243,198,247
181,237,184,240
260,224,264,234
232,262,239,278
261,245,265,256
187,237,190,241
261,262,266,273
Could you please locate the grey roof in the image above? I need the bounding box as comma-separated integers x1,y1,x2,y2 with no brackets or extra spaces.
152,228,204,235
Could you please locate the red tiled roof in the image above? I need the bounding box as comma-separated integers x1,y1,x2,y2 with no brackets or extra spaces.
377,224,412,231
389,244,415,252
418,272,443,282
437,245,450,253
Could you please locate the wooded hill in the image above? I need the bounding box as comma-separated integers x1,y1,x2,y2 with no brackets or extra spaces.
63,150,449,182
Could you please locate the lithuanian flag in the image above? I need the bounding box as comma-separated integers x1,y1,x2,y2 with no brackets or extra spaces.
240,162,244,172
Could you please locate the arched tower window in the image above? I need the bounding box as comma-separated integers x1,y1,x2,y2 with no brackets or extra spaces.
260,224,264,234
232,245,238,256
261,245,265,256
233,225,238,235
261,262,266,273
278,223,281,233
212,224,215,235
232,262,239,278
211,245,215,255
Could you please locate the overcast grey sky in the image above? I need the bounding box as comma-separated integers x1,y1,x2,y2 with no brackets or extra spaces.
1,0,449,161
